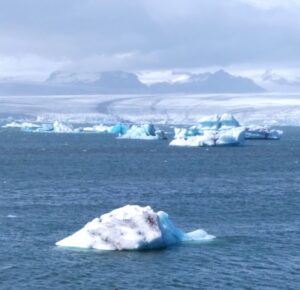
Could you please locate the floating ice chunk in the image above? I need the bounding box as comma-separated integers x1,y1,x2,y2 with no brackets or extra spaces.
170,127,245,147
7,214,17,218
56,205,214,251
34,123,54,132
52,121,74,133
119,124,167,140
32,121,75,133
219,113,240,130
245,125,283,140
82,124,112,133
2,121,40,129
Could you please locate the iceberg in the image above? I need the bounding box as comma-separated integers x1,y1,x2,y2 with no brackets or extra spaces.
173,114,240,140
82,124,112,133
245,125,283,140
171,113,282,146
170,127,245,147
2,121,40,129
56,205,214,251
32,121,75,133
119,124,167,140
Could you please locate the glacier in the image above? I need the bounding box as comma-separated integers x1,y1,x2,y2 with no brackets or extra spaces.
56,205,214,251
119,124,167,140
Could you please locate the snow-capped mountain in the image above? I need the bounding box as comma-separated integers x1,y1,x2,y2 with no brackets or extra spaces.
0,70,264,95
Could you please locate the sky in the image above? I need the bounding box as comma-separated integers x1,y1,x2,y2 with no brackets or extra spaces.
0,0,300,81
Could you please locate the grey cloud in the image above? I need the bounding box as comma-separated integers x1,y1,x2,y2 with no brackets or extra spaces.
0,0,300,75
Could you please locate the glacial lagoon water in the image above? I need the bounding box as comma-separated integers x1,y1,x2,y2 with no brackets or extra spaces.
0,127,299,289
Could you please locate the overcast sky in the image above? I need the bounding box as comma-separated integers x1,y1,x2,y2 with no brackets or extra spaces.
1,0,300,80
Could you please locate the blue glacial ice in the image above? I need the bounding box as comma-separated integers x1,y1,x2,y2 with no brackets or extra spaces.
56,205,214,251
110,123,129,135
119,124,167,140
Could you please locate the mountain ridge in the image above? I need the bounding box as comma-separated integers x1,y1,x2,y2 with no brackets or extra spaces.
0,70,265,95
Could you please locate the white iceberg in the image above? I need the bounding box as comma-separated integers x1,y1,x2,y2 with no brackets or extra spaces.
245,125,283,140
56,205,214,251
34,121,75,133
82,124,112,133
2,121,40,129
52,121,74,133
170,127,245,147
119,124,167,140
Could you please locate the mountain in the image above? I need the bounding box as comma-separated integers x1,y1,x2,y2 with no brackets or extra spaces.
0,70,264,95
260,70,300,92
151,70,264,93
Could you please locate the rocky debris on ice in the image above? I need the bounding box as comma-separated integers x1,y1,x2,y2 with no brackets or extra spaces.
56,205,214,251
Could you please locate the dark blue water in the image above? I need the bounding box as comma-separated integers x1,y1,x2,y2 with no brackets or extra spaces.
0,128,299,289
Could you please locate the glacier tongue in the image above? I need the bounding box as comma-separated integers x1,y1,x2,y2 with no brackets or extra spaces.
56,205,214,251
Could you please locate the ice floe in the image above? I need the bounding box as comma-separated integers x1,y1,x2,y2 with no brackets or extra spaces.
56,205,214,250
245,125,283,140
82,124,112,133
119,124,167,140
2,121,40,129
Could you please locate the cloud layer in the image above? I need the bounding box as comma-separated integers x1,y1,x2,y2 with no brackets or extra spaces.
1,0,300,79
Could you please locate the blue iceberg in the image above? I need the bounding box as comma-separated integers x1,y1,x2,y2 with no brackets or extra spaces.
119,124,167,140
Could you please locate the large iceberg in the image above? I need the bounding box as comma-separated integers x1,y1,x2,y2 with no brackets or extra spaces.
170,127,245,147
245,125,283,140
171,113,283,146
173,114,241,140
119,124,167,140
56,205,214,251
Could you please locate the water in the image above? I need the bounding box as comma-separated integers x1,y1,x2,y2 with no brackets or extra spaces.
0,128,299,289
